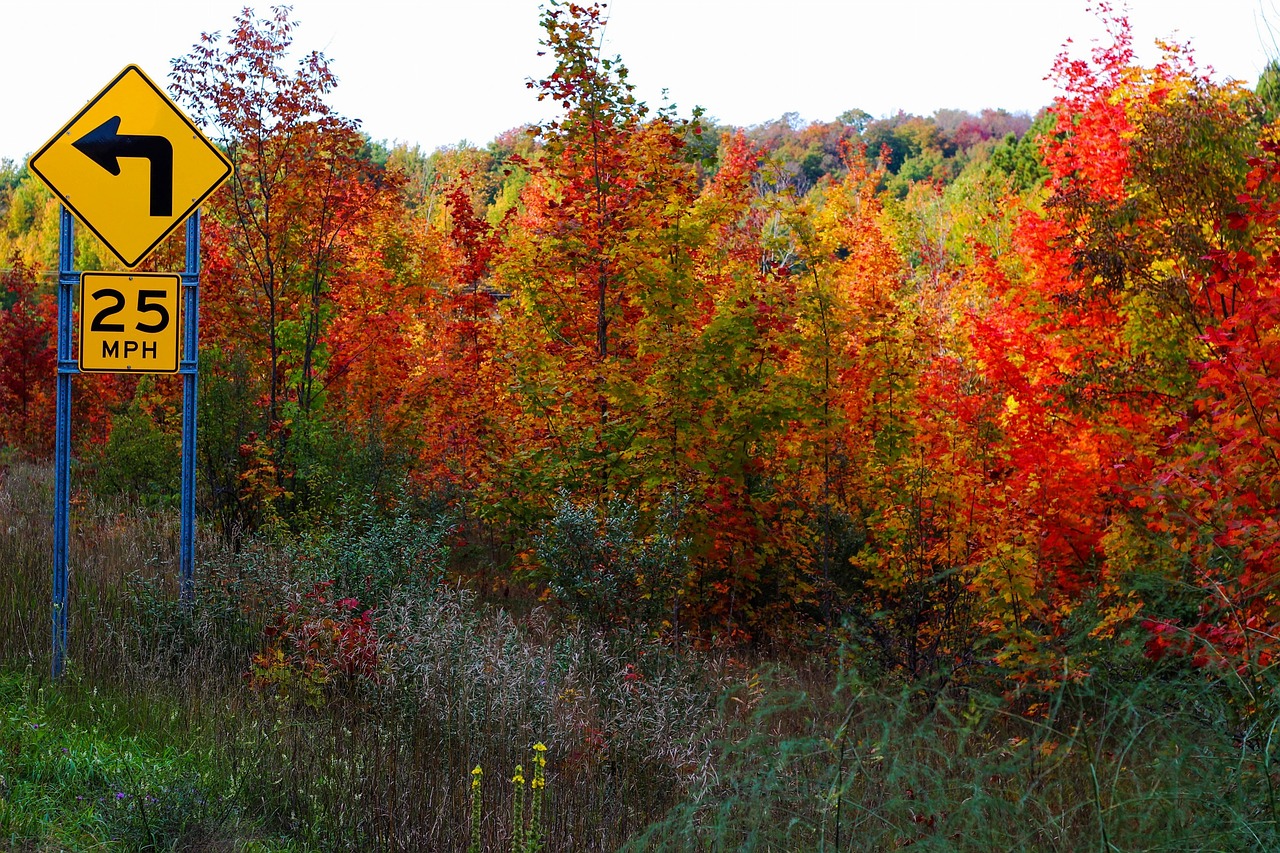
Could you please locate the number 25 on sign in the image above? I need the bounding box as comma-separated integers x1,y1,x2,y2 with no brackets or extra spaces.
79,271,180,373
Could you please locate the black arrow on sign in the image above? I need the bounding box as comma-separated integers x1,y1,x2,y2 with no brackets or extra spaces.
72,115,173,217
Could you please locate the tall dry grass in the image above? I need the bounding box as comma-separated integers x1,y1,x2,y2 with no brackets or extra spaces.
0,461,736,850
4,460,1280,850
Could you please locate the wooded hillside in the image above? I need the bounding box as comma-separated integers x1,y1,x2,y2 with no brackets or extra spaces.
2,2,1278,688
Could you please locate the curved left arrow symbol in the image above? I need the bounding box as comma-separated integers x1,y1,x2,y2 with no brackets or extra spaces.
72,115,173,217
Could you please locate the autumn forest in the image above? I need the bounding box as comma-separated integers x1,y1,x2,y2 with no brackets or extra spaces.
2,2,1280,849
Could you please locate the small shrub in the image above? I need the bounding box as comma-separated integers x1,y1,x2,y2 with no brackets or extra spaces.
296,494,455,606
250,581,382,709
533,490,688,628
86,391,182,508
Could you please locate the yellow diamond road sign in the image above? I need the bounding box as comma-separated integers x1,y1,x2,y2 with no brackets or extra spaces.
28,64,232,269
79,272,181,373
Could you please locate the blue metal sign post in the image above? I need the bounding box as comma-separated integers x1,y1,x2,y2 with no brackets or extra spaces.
50,209,203,679
179,211,201,604
52,208,75,680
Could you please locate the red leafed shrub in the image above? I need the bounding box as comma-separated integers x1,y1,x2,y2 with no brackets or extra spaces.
1142,617,1276,674
0,256,55,456
249,580,381,707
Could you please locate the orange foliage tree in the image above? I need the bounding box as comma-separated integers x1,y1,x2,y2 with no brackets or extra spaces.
171,7,408,533
915,6,1268,682
0,257,55,455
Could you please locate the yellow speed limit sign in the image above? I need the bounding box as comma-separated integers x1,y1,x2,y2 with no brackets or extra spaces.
79,271,181,373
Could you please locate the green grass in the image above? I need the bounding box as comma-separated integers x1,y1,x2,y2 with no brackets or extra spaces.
0,667,299,851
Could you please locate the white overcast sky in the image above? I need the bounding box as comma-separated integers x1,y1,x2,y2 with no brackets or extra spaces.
3,0,1276,162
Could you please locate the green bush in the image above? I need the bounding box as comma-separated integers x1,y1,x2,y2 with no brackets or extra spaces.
533,490,688,628
87,393,181,507
296,493,455,606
